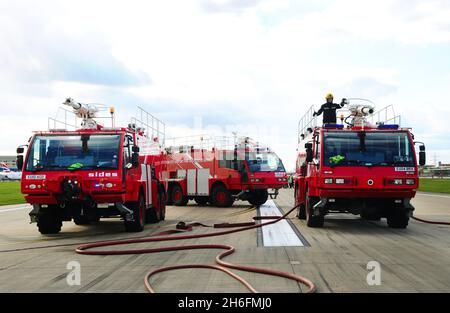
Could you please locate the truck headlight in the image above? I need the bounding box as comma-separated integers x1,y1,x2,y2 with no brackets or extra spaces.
324,178,333,184
405,179,415,185
335,178,345,184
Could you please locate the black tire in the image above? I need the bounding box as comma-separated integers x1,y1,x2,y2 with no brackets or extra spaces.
37,212,62,234
387,209,409,228
194,197,209,206
145,207,159,223
171,184,188,206
211,184,234,207
159,191,166,221
146,192,166,223
90,215,101,223
73,215,90,225
297,204,306,220
248,189,268,206
305,189,324,228
124,193,145,232
166,186,174,205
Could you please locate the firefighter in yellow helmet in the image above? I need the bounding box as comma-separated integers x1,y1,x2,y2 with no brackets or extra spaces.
313,93,346,124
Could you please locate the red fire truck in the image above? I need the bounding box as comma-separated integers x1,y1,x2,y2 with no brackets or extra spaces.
162,135,287,207
294,99,426,228
16,98,167,234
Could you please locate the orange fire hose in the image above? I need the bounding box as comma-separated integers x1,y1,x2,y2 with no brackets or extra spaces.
75,204,317,293
412,215,450,225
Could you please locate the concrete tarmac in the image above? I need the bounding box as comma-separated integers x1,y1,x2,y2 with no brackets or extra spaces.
0,190,449,293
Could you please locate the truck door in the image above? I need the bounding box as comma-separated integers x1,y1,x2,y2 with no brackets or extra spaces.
239,160,249,183
122,135,131,187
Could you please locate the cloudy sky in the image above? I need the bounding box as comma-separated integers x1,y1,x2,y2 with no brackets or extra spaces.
1,0,449,170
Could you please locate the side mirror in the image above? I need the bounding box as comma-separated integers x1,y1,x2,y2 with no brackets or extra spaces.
17,147,24,154
414,142,426,166
305,143,313,163
16,155,24,171
419,145,426,166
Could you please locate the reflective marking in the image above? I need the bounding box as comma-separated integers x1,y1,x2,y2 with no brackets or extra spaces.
146,165,152,206
259,200,304,247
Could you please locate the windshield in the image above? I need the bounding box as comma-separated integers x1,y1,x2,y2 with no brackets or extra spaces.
323,131,415,167
246,152,286,172
26,135,121,171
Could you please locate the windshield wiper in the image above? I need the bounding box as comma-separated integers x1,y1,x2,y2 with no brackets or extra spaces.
79,165,118,170
367,160,411,167
345,160,365,165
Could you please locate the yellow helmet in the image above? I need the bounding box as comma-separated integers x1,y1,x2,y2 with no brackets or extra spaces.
325,92,334,100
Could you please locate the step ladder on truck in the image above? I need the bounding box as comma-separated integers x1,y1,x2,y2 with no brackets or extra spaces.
162,135,288,207
294,98,426,228
16,98,167,234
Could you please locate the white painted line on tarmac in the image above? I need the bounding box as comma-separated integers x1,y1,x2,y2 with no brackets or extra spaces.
0,206,29,213
417,193,450,199
259,200,304,247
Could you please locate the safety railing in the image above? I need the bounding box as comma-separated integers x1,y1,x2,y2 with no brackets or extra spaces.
297,105,319,144
165,134,270,154
48,103,116,131
130,106,166,146
48,107,78,131
369,104,401,126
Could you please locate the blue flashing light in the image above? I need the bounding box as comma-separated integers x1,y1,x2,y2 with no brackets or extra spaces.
377,124,399,129
323,124,344,129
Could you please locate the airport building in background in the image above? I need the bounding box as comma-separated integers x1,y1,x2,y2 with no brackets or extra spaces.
0,156,17,169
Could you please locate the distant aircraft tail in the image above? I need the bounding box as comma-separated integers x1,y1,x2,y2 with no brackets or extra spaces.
0,162,11,172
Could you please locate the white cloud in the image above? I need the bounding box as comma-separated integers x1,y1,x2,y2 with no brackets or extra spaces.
0,0,449,169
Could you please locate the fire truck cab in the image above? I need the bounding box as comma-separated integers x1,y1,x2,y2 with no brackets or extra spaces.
294,99,426,228
16,99,167,234
163,136,287,207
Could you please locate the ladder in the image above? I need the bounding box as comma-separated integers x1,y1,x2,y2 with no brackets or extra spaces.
297,105,319,144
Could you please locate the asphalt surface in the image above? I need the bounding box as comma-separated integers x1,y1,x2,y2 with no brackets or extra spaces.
0,190,449,293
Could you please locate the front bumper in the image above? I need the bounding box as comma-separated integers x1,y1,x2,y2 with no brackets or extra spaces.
311,194,415,216
25,192,126,204
318,188,416,199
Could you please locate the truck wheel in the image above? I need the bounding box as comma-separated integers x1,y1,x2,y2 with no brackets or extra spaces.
297,204,306,220
124,194,145,232
171,184,188,206
166,187,174,205
73,215,90,225
159,191,166,221
194,197,209,206
248,190,268,206
387,210,409,228
37,211,62,234
146,192,166,223
90,215,101,223
145,207,159,223
211,185,234,207
305,190,324,228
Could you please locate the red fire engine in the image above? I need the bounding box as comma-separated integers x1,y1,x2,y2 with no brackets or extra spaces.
161,135,288,207
294,98,426,228
16,98,167,234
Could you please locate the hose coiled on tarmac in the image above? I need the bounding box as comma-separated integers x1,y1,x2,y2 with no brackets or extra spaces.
75,204,317,293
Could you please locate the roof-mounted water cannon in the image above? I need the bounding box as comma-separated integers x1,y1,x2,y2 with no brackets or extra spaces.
345,99,376,128
63,98,99,129
352,105,374,116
